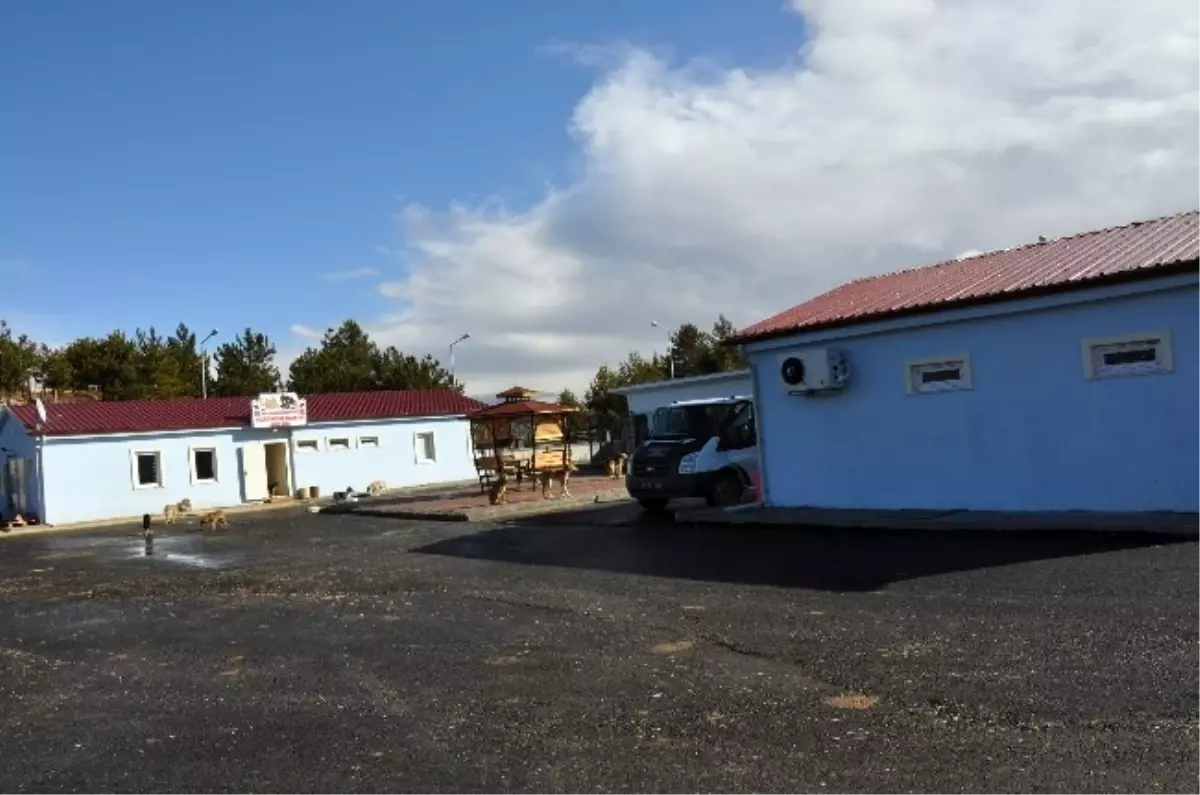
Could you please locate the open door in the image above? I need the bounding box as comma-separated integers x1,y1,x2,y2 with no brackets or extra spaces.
239,444,269,501
3,457,29,517
263,442,290,497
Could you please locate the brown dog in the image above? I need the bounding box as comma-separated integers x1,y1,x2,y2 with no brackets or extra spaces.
540,461,578,499
162,498,193,524
488,472,509,505
606,453,629,479
198,509,230,530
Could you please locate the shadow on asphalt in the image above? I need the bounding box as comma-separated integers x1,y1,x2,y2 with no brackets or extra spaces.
413,504,1189,592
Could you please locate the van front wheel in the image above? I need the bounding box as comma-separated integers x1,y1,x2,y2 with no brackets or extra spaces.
706,470,744,507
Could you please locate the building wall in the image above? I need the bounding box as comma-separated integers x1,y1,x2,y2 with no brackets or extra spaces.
0,409,40,520
37,415,477,525
615,371,753,419
747,278,1199,513
290,417,476,495
41,427,275,525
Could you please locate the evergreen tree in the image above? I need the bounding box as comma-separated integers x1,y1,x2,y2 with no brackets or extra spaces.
212,328,281,396
166,324,204,398
0,320,40,397
287,320,455,393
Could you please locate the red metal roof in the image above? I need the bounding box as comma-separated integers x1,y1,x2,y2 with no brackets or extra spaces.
5,389,486,437
731,210,1199,344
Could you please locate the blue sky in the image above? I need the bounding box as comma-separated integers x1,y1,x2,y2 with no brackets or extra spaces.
4,1,1193,398
0,0,803,350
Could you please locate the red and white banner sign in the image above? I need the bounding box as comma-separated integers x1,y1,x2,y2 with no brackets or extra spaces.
251,392,308,428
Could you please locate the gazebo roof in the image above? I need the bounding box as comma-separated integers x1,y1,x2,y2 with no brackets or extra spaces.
467,399,579,420
496,385,540,400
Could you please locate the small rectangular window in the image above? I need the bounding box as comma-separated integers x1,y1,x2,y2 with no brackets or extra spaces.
906,356,972,394
327,437,351,451
359,436,380,448
415,431,436,463
134,451,162,488
1082,332,1173,380
296,439,319,453
192,448,217,482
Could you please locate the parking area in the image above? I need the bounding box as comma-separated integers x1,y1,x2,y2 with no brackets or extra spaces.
1,507,1196,793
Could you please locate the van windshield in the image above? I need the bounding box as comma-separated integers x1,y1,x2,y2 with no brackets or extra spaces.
650,403,740,439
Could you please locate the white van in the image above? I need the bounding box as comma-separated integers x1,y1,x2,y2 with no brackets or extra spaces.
624,395,757,511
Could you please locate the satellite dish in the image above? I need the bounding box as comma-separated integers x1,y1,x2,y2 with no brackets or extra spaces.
34,398,47,424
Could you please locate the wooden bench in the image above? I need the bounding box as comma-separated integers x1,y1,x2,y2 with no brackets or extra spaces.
474,455,529,492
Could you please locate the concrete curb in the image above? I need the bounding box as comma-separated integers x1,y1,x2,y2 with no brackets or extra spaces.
330,488,633,523
0,498,315,540
0,478,487,541
325,507,471,522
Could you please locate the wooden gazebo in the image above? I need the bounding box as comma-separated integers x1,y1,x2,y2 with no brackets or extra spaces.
467,386,580,493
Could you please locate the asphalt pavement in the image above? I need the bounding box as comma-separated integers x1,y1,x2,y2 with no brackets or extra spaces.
0,506,1195,793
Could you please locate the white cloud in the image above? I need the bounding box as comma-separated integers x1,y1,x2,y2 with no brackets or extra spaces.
289,323,324,340
302,0,1200,398
321,267,381,281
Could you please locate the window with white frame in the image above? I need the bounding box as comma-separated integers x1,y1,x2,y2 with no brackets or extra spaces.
906,356,972,394
1082,332,1173,380
358,436,380,448
132,451,162,488
327,437,351,451
295,439,319,453
191,448,217,483
414,431,436,464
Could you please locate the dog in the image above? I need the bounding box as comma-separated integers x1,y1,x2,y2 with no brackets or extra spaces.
539,461,578,499
488,471,510,505
332,486,360,503
606,453,628,479
198,509,230,530
366,480,388,497
162,498,192,524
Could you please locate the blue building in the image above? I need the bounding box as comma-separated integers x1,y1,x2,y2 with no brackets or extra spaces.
730,210,1199,514
0,389,484,526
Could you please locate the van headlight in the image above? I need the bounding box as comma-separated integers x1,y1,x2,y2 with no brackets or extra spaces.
678,452,698,474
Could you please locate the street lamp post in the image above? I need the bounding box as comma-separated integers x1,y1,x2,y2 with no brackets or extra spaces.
199,329,219,399
650,321,674,379
449,333,470,386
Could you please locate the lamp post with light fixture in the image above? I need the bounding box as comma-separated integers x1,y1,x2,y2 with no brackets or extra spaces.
200,329,219,399
449,333,471,387
650,320,675,380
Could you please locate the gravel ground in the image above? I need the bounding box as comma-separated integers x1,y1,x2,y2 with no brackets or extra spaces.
0,507,1196,793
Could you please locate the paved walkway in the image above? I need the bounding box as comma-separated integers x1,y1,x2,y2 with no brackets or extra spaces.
326,473,632,521
675,504,1200,535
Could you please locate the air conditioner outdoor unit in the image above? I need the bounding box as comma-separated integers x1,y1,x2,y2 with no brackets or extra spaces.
777,348,851,394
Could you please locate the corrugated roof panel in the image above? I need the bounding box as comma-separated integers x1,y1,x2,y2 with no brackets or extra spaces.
733,210,1199,343
6,389,486,437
